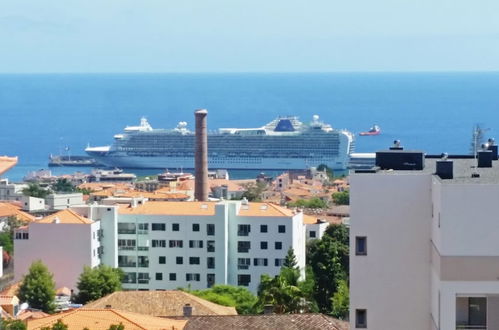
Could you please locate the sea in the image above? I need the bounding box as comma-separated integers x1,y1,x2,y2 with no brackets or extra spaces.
1,72,499,182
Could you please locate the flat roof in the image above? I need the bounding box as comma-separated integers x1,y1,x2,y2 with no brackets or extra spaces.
359,157,499,184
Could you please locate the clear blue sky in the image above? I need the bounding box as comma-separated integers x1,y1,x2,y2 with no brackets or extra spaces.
1,0,499,73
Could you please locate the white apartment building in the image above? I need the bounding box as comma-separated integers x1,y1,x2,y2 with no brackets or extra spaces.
350,147,499,330
14,209,101,290
16,200,314,294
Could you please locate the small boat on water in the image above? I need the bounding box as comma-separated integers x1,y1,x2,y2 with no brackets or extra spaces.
359,125,381,136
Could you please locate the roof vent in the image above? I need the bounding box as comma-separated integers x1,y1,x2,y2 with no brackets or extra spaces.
264,304,274,315
105,304,112,309
389,140,403,150
487,138,498,160
435,154,453,180
200,204,208,209
183,303,193,317
52,217,60,224
478,150,493,168
241,197,248,205
259,205,268,210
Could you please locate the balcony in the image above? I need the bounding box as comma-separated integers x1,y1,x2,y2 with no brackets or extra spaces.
118,262,137,268
118,229,136,235
118,246,136,251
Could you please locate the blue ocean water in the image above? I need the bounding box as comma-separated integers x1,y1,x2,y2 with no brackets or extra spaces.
1,72,499,181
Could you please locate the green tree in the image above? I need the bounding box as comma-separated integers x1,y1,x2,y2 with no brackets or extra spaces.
0,216,28,254
317,164,334,179
241,181,267,202
50,320,68,330
187,285,258,315
288,198,327,209
108,323,125,330
307,224,349,313
22,183,50,199
75,265,123,304
0,319,27,330
332,190,349,205
52,179,74,193
18,260,56,313
283,247,298,269
331,279,349,319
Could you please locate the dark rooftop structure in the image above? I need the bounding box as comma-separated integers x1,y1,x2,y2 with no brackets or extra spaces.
184,314,349,330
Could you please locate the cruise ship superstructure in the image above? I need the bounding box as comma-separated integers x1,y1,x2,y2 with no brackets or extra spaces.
85,115,355,170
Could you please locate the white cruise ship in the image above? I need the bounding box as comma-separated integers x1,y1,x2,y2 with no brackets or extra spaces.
85,115,355,171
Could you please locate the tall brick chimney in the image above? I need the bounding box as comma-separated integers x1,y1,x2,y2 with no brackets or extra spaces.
194,109,209,201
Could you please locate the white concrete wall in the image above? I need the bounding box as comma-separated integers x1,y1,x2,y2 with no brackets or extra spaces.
46,193,84,210
436,183,499,256
350,173,432,330
20,196,45,211
305,221,328,241
14,222,99,291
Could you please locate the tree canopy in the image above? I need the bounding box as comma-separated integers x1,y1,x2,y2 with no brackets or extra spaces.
1,319,27,330
288,197,327,209
187,285,258,315
22,183,50,199
41,320,69,330
332,190,349,205
18,260,56,313
51,178,74,193
75,265,124,304
307,224,349,315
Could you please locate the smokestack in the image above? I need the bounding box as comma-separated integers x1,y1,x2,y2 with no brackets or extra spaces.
194,109,209,201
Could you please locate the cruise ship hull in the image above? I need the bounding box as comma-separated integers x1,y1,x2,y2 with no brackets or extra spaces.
87,153,350,171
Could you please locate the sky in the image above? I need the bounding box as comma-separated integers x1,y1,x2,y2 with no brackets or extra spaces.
1,0,499,73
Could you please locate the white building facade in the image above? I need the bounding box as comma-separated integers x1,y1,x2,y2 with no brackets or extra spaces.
350,150,499,330
16,200,311,294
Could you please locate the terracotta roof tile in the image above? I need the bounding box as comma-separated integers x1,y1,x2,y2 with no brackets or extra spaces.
0,203,36,222
27,308,186,330
37,209,93,224
184,314,349,330
237,203,296,217
83,291,237,317
0,156,17,176
118,202,216,216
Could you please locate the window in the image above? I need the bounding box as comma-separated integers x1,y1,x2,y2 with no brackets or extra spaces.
152,223,166,231
207,257,215,269
260,224,268,233
118,223,135,234
254,258,268,266
238,241,251,253
172,223,180,231
207,224,215,236
176,257,183,265
356,237,367,255
275,242,282,250
169,273,176,281
123,272,137,284
238,258,251,270
169,240,183,248
189,257,200,265
118,256,136,267
207,273,215,288
118,239,136,250
309,231,316,238
138,273,150,284
189,240,203,248
192,223,200,232
260,241,268,250
207,240,215,252
278,225,286,233
155,273,163,281
152,240,166,248
275,258,284,267
186,273,201,281
356,309,367,328
158,256,166,264
237,274,251,286
238,224,251,236
138,256,149,267
138,223,148,234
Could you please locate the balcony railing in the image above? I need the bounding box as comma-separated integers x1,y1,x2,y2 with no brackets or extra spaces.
118,229,136,235
138,279,149,284
118,246,136,251
456,326,487,329
118,262,137,268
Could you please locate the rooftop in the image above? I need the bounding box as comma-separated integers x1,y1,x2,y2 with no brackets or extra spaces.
27,308,187,330
119,201,217,216
183,314,349,330
37,209,93,224
237,202,296,217
358,153,499,184
0,203,36,222
83,291,237,317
